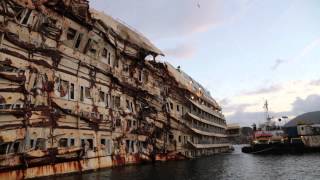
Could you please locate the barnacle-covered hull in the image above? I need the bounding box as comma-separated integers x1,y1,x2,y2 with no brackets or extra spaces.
0,0,231,179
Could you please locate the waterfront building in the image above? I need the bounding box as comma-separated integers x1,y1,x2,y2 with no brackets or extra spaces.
0,0,230,179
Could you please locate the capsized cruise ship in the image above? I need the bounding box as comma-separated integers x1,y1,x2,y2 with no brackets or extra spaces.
0,0,231,179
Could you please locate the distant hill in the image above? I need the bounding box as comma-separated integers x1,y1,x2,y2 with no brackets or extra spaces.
284,111,320,127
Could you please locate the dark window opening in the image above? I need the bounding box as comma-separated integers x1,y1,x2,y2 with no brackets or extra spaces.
80,86,84,101
177,105,180,112
0,144,8,155
99,91,105,102
102,48,108,58
67,28,77,41
74,33,83,49
85,87,91,99
114,96,120,108
101,139,106,145
12,142,20,153
21,9,32,25
59,138,68,148
70,83,75,100
116,119,121,127
70,139,75,146
30,139,34,148
170,103,173,110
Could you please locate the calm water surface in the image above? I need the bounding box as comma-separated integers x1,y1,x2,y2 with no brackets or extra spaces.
47,145,320,180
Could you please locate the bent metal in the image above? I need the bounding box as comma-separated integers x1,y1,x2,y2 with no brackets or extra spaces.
0,0,231,179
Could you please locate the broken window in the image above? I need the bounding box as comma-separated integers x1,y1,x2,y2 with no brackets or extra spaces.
138,71,142,82
115,119,121,127
59,138,68,148
70,138,75,146
21,9,32,25
60,80,69,98
128,120,132,128
123,64,129,72
99,91,105,103
102,48,108,58
80,86,84,102
81,139,93,150
74,33,83,49
69,83,75,100
29,139,35,149
85,39,98,57
114,96,120,108
85,87,91,99
106,94,110,107
67,28,77,41
0,143,8,155
35,138,46,150
108,52,111,65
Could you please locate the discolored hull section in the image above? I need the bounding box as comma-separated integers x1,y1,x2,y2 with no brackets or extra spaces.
0,0,231,179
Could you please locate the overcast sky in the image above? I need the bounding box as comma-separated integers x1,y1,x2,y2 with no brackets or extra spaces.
90,0,320,126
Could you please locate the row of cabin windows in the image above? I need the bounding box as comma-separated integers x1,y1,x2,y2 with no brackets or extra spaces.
0,141,21,155
0,104,23,110
167,102,184,115
66,28,118,67
178,135,188,144
27,138,112,153
191,104,225,125
13,9,118,68
190,119,225,134
55,78,121,108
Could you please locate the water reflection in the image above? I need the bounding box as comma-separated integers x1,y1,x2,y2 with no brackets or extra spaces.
46,145,320,180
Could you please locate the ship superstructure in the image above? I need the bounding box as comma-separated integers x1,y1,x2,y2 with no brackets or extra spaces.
0,0,230,179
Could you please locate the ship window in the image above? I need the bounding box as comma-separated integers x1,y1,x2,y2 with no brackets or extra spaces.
102,48,108,58
70,138,75,146
106,94,110,107
177,105,180,112
80,86,84,102
85,39,98,57
101,139,106,145
0,144,8,155
35,138,46,150
74,33,83,49
108,52,111,64
21,9,32,25
30,139,34,149
170,103,173,110
178,136,181,143
85,87,91,99
67,28,77,41
99,91,105,103
126,100,130,109
116,119,121,127
12,141,20,153
128,120,132,128
60,80,69,98
138,71,142,82
114,96,120,108
59,138,68,147
100,114,103,120
69,83,75,100
123,64,129,72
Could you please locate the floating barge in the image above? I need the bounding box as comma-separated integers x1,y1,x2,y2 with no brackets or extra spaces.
0,0,231,179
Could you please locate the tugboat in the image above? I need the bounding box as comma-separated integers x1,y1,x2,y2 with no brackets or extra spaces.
242,101,288,154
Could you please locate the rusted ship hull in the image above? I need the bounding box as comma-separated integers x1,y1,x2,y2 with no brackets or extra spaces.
0,0,231,179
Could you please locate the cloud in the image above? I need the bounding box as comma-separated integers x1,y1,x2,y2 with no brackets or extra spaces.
271,59,286,71
164,44,197,59
243,84,282,95
89,0,251,40
223,80,320,126
291,95,320,115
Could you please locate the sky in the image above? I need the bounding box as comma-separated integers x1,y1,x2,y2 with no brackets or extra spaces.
90,0,320,126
